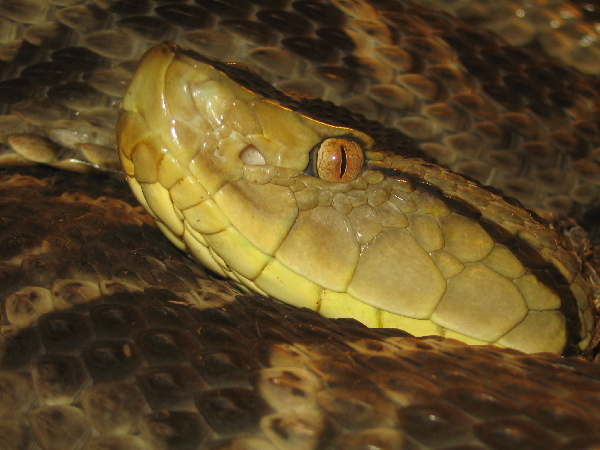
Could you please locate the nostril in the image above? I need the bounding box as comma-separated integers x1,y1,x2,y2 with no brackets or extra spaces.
240,146,266,165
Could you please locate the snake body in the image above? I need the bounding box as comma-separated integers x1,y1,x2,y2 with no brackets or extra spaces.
1,0,600,448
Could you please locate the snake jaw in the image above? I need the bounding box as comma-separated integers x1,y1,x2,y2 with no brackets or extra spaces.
118,42,595,355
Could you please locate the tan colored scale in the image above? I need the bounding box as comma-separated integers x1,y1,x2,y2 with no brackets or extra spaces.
118,43,594,355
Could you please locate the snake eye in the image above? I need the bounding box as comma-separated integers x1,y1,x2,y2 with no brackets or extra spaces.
312,138,364,182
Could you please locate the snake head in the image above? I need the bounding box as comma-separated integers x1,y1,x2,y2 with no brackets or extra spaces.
118,42,594,355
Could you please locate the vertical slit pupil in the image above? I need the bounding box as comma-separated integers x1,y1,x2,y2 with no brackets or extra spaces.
340,145,347,177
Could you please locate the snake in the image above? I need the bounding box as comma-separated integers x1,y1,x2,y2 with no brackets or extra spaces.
1,0,600,449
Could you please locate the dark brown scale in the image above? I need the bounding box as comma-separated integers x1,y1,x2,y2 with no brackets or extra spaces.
355,353,412,372
144,411,206,448
50,47,104,70
574,120,600,145
316,27,356,52
152,270,192,291
191,307,241,327
256,9,312,35
292,311,335,326
444,387,521,419
482,83,524,111
23,258,64,288
338,317,407,339
117,16,173,42
155,4,212,28
248,0,283,7
402,36,450,64
195,348,262,386
47,83,105,107
141,298,197,329
503,75,546,105
382,11,432,38
524,66,566,92
136,328,202,364
82,339,145,382
116,262,158,287
196,387,270,434
292,0,346,26
219,19,278,45
99,0,151,15
244,323,295,342
282,36,335,62
195,0,252,18
366,0,406,13
527,101,555,118
304,339,356,359
196,322,249,347
474,417,559,449
0,232,42,259
239,294,293,313
570,82,600,105
342,54,389,81
402,350,465,375
10,39,45,67
0,78,33,104
548,90,575,109
81,248,113,281
90,303,148,339
244,306,289,327
456,26,501,51
459,55,498,85
33,354,88,391
483,50,523,77
535,366,600,395
38,312,95,353
501,45,539,68
439,30,478,57
103,285,145,306
396,402,475,448
524,404,600,440
20,60,70,85
500,191,527,210
244,320,295,342
406,6,456,31
137,364,206,410
0,326,42,371
294,321,345,340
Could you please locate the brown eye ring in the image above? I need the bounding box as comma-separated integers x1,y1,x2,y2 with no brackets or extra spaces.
311,137,364,182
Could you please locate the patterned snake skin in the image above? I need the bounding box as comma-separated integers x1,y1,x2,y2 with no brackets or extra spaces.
1,0,600,449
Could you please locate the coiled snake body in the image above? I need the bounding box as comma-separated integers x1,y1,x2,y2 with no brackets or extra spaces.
1,0,600,449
